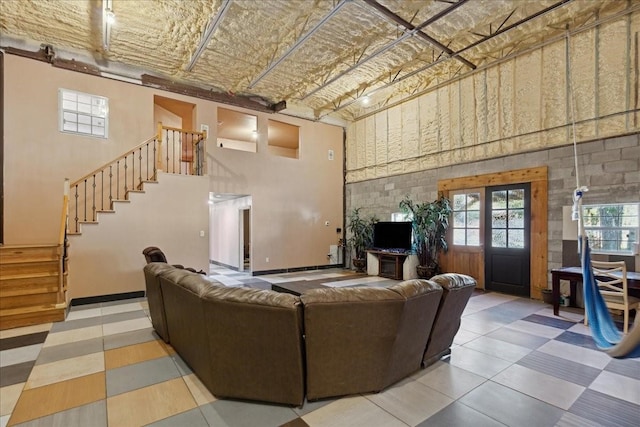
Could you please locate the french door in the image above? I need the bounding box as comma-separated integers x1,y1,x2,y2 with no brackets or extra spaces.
484,183,531,296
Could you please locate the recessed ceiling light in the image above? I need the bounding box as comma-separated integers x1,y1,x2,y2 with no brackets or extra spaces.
361,96,370,105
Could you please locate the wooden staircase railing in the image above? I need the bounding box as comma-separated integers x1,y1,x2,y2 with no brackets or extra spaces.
68,124,207,234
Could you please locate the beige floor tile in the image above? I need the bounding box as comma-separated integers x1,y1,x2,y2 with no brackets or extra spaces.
66,307,102,321
0,383,24,416
42,325,103,348
106,378,197,427
8,372,105,425
303,395,406,427
25,352,104,390
105,340,170,370
102,317,152,336
0,323,52,339
182,373,216,406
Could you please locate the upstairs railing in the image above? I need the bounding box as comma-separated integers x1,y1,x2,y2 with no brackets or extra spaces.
68,124,206,233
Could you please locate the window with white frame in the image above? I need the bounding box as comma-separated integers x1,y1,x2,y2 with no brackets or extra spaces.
583,202,639,254
59,89,108,138
452,192,481,246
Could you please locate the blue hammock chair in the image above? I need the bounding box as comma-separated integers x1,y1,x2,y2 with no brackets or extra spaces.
579,210,640,358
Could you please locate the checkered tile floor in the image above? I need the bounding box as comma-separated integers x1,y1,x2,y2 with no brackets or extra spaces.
1,266,638,426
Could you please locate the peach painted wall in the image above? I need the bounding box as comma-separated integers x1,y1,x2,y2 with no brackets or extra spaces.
4,54,344,298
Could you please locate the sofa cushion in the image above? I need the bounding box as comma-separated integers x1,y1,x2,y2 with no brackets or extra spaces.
142,262,175,342
422,273,476,367
301,287,405,400
159,270,217,391
386,279,442,385
201,286,305,406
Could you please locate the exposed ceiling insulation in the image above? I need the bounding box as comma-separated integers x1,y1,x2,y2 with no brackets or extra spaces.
0,0,629,123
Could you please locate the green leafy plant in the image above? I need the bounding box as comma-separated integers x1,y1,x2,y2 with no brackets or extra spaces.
399,194,452,277
346,207,378,261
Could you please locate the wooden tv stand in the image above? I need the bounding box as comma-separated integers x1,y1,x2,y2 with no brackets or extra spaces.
366,250,412,280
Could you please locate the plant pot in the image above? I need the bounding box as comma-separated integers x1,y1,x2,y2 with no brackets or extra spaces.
352,258,367,273
416,265,437,279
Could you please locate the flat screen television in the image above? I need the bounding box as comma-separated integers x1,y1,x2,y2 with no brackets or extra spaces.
373,221,413,252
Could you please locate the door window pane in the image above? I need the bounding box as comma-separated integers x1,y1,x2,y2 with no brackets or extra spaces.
452,191,481,246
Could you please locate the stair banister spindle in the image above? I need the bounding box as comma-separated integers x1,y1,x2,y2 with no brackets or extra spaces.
92,174,96,221
83,179,87,222
156,122,163,173
124,156,128,193
116,160,120,200
74,184,79,233
109,165,113,207
138,147,142,187
101,170,104,211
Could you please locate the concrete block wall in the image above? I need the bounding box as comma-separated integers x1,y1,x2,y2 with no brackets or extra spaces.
345,133,639,283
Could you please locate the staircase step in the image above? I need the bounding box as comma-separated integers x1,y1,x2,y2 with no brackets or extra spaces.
0,245,60,264
0,273,59,296
0,292,59,310
0,260,59,277
0,304,66,330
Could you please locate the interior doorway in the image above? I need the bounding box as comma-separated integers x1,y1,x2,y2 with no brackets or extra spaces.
240,208,251,272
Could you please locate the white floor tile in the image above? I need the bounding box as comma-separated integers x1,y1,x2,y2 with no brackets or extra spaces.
413,363,486,400
102,317,152,336
453,328,481,346
0,414,9,427
0,344,42,368
366,379,453,426
25,352,104,389
536,340,611,370
66,307,102,321
448,346,513,379
459,316,505,335
462,336,532,363
505,320,565,339
303,395,407,427
588,371,640,405
101,302,144,316
492,364,585,410
42,325,103,348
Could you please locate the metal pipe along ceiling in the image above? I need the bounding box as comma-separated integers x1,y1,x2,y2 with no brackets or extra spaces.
324,0,574,117
299,0,471,101
186,0,233,72
247,0,351,89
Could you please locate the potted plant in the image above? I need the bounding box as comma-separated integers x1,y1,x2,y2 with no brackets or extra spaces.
346,207,378,272
399,194,452,278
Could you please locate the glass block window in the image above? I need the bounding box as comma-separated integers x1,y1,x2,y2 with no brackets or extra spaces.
59,89,108,138
490,189,525,248
452,192,481,246
583,203,639,254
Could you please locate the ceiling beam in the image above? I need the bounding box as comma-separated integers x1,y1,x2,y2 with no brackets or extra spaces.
141,75,285,113
247,0,350,89
300,0,470,101
361,0,476,70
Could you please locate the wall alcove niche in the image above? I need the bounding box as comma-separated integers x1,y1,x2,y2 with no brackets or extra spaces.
217,107,257,153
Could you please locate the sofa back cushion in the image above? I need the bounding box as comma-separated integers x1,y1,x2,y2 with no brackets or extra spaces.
159,270,219,391
301,287,405,400
201,286,305,406
385,279,443,385
422,273,476,367
142,262,174,342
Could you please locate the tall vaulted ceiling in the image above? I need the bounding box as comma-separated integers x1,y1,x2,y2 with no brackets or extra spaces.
0,0,629,123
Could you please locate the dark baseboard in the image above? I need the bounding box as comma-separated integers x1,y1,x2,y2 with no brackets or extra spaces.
253,263,345,276
70,291,146,307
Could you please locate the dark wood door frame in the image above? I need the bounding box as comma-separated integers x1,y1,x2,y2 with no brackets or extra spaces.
438,166,548,299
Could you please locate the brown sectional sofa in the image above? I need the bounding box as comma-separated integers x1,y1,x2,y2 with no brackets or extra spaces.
142,262,476,406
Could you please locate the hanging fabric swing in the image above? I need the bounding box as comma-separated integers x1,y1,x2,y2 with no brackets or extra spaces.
566,29,640,358
567,32,640,357
574,190,640,358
